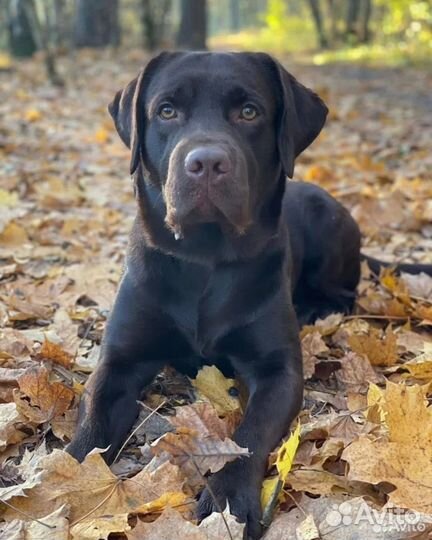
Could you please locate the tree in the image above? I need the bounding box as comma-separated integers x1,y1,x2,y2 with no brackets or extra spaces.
230,0,240,31
345,0,361,41
307,0,328,48
177,0,207,50
141,0,172,51
7,0,38,57
359,0,372,43
74,0,120,48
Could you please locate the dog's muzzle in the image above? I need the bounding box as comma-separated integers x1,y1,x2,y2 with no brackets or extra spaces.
164,138,251,236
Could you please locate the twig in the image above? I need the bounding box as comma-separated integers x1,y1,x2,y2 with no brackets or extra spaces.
344,314,409,321
112,400,167,464
188,454,234,540
0,498,56,529
284,489,307,517
70,480,119,527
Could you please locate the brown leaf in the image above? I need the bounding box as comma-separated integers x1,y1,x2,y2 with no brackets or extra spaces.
4,449,187,523
335,351,382,392
348,327,398,366
301,332,329,379
0,402,29,452
127,508,206,540
171,402,231,440
152,429,250,475
15,365,74,423
0,505,69,540
39,339,73,368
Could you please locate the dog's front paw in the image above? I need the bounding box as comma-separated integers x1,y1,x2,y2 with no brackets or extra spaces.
197,472,262,540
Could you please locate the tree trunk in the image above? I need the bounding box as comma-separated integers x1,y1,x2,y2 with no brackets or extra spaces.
307,0,328,49
230,0,240,31
326,0,337,44
346,0,361,41
74,0,120,48
177,0,207,50
8,0,38,57
359,0,372,43
141,0,172,50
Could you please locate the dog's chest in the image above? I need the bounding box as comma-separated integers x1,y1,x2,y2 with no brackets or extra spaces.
163,262,233,354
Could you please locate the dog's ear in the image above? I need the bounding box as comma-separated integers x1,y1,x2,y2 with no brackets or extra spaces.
108,52,175,175
260,55,328,178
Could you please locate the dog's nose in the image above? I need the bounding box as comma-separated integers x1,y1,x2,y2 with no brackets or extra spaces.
185,147,231,183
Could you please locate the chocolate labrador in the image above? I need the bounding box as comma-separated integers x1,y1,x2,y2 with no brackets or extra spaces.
67,52,432,539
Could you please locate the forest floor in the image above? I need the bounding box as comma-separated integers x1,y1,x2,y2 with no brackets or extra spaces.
0,50,432,539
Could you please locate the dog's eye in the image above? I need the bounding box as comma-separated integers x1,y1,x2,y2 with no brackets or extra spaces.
239,104,258,121
158,104,177,120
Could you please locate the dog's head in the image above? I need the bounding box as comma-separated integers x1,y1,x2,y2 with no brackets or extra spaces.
109,52,327,238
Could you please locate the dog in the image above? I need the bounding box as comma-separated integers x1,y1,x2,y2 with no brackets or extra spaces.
67,52,432,539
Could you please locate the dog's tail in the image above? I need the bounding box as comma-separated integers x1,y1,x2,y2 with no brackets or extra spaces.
361,254,432,276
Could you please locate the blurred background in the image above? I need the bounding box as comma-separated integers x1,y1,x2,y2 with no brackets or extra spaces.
1,0,431,80
0,6,431,532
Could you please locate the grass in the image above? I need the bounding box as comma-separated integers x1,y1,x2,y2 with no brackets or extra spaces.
210,27,432,68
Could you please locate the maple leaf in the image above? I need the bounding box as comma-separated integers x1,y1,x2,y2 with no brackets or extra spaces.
15,365,75,423
192,365,242,416
152,428,250,475
343,382,432,513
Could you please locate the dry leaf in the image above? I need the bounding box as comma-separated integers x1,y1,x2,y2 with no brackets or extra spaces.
127,507,206,540
171,402,231,440
348,327,398,366
192,366,241,415
0,505,69,540
16,365,74,423
4,449,187,522
0,402,29,452
71,513,130,539
302,332,329,379
152,429,249,475
39,339,73,368
343,382,432,513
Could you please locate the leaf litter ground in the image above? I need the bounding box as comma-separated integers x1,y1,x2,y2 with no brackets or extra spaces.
0,51,431,539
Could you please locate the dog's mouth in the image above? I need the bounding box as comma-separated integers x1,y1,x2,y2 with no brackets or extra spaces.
163,139,251,238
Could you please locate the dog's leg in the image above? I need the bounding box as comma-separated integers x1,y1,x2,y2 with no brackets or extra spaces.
67,274,165,464
198,310,303,539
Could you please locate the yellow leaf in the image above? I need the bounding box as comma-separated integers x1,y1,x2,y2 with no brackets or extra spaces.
0,52,12,70
261,422,301,510
260,476,280,510
0,189,18,207
24,108,42,122
276,422,301,482
348,327,398,367
94,127,109,143
0,222,29,247
192,366,241,415
133,491,191,514
343,382,432,513
366,382,386,424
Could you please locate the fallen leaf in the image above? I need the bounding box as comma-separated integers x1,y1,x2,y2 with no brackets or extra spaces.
343,382,432,513
70,513,130,539
302,332,329,379
0,505,69,540
348,327,398,366
192,366,241,416
152,429,249,475
0,402,29,452
39,339,73,368
16,365,74,423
